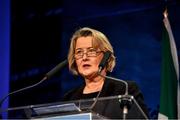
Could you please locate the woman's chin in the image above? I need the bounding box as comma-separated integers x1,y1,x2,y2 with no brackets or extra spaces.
81,72,91,77
81,71,97,78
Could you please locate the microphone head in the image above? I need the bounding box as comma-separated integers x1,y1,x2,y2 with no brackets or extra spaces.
46,59,68,79
98,51,111,73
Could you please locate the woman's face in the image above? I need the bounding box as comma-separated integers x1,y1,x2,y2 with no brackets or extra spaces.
75,36,103,78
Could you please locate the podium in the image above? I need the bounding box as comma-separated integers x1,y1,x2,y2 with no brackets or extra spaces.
1,95,148,119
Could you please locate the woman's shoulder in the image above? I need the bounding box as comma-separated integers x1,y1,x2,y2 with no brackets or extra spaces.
105,78,141,96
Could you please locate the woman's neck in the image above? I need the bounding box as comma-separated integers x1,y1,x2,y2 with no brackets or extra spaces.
83,77,104,94
83,70,106,94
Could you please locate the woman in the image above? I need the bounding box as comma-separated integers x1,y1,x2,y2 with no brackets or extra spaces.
63,27,149,119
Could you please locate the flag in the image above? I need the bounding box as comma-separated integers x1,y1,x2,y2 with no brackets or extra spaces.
158,10,180,119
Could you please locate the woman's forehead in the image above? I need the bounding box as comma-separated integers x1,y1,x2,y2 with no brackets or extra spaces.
76,36,92,47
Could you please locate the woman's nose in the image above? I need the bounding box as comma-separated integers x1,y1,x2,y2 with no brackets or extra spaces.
82,52,88,60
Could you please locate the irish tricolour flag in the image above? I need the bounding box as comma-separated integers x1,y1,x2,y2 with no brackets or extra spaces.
158,10,180,119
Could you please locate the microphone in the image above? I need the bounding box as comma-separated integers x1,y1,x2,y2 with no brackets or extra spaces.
97,51,128,95
100,75,130,120
91,51,131,119
89,51,111,109
44,59,68,79
98,51,111,73
0,59,68,114
97,71,148,119
92,55,148,119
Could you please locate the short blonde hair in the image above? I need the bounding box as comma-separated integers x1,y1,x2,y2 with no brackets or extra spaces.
68,27,116,75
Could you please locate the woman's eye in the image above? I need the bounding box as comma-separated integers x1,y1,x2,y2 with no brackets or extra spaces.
89,49,96,52
75,51,81,55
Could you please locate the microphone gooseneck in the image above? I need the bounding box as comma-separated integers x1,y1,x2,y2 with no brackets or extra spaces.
0,77,47,112
97,69,148,119
0,59,68,114
98,73,128,95
91,51,131,120
91,71,131,120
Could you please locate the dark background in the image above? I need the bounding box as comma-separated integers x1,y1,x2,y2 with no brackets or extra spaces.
8,0,180,119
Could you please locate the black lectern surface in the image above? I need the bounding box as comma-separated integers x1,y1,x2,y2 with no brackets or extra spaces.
1,95,148,119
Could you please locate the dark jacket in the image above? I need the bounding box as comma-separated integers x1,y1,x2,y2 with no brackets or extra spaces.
63,78,149,119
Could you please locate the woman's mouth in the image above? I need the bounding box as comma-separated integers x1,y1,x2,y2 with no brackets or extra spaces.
82,64,91,69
